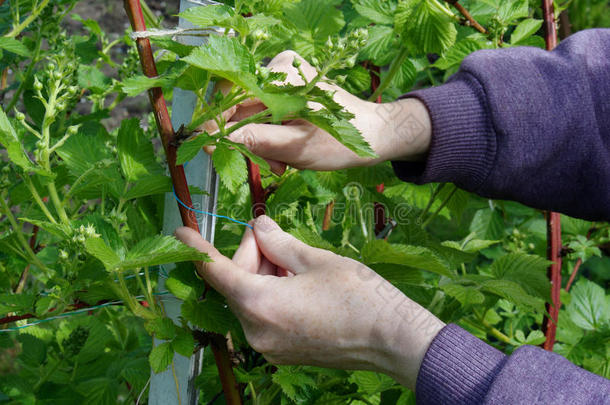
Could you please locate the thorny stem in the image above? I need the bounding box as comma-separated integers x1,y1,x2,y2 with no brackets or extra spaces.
540,0,561,353
124,1,242,403
5,0,50,38
445,0,488,34
368,47,409,102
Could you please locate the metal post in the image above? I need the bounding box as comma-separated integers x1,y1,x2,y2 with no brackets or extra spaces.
149,1,219,403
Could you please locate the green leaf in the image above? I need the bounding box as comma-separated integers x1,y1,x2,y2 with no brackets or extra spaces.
283,0,345,52
352,0,396,25
303,110,376,158
183,35,255,76
146,318,177,340
18,218,72,239
434,38,486,70
348,371,395,394
17,335,46,366
0,37,31,57
0,293,35,316
122,235,210,270
84,237,121,271
481,279,544,311
117,118,162,181
362,239,452,277
470,208,504,240
181,293,240,337
78,65,111,93
395,0,457,54
441,283,485,305
441,237,500,254
272,367,316,402
0,108,35,172
498,0,529,24
180,4,248,35
369,264,424,286
123,175,172,200
76,378,118,405
222,139,271,172
149,342,174,373
389,58,416,90
567,279,609,330
490,253,551,301
359,25,397,66
150,37,196,58
165,263,204,301
212,143,247,194
510,18,543,44
172,329,195,357
176,133,215,165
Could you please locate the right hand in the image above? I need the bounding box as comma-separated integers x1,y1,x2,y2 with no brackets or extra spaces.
206,50,432,174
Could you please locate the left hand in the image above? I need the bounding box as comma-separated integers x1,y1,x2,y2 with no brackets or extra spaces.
175,216,444,390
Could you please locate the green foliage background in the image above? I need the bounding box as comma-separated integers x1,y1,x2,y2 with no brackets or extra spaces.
0,0,608,404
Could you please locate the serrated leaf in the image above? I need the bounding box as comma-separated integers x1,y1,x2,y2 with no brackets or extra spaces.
303,110,376,158
84,237,121,271
150,37,195,58
510,18,543,44
567,279,609,330
149,342,174,373
359,25,397,66
172,329,195,357
0,108,35,172
490,253,551,301
481,279,544,311
183,35,255,75
498,0,529,24
348,371,395,394
181,292,241,337
76,378,118,405
441,283,485,305
395,0,457,54
180,4,248,35
212,143,247,194
362,239,452,277
352,0,396,25
117,118,162,181
146,318,177,340
434,38,486,70
470,208,504,240
272,367,316,401
441,238,500,253
123,175,171,200
176,133,215,165
0,37,31,57
389,58,416,91
0,293,35,316
222,139,271,172
122,235,211,270
283,0,345,55
78,65,111,93
18,218,72,239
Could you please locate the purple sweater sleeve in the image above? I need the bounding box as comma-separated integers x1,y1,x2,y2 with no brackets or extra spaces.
392,29,610,221
391,30,610,403
416,324,610,404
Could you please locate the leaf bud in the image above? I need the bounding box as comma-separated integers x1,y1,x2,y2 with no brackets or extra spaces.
67,125,79,136
33,77,43,91
345,54,357,68
292,57,302,68
335,75,347,85
15,111,25,121
310,57,320,67
47,62,56,72
59,250,69,260
53,70,63,81
2,166,10,174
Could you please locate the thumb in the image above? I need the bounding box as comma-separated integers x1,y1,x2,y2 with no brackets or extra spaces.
174,227,252,298
252,216,332,274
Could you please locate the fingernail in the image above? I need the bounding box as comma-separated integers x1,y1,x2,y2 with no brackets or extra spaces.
254,215,277,232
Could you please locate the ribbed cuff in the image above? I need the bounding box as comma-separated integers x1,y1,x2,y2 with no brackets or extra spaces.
392,73,497,192
416,324,507,405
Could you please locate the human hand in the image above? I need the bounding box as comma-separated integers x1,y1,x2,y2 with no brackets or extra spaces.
175,216,444,391
204,51,432,174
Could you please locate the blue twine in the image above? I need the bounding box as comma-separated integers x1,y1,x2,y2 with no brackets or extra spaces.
172,187,252,229
172,162,253,230
0,292,171,333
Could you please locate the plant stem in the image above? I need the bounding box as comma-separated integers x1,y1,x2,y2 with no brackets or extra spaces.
5,0,50,38
444,0,488,34
13,226,39,293
368,47,409,102
564,258,582,292
540,0,561,353
0,193,50,274
23,176,57,224
422,185,457,228
124,1,242,402
222,109,272,138
474,309,513,345
419,184,446,222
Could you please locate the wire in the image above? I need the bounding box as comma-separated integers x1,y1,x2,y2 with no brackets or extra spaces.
172,187,253,229
0,292,172,333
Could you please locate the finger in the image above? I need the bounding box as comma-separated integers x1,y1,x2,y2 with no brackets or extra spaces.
258,256,277,276
174,227,252,297
227,123,316,165
231,103,268,122
252,216,331,274
197,105,237,135
232,225,261,274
